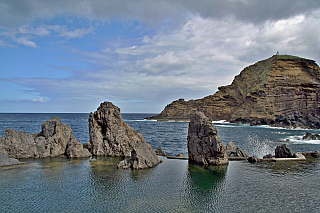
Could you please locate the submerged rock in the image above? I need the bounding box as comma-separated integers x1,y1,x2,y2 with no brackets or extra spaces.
177,153,188,158
187,111,228,166
0,117,91,159
89,101,161,169
0,153,23,167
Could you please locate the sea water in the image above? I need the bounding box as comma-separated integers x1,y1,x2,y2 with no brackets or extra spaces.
0,113,319,212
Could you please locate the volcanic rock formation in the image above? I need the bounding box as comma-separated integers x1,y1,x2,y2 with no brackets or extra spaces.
187,111,228,165
88,101,162,169
0,117,91,159
226,141,249,159
148,55,320,128
275,144,296,158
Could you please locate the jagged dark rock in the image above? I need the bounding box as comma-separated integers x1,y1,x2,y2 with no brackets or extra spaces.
263,154,274,159
0,117,91,159
226,142,249,159
147,55,320,129
302,132,320,140
248,155,260,163
302,151,320,158
155,146,167,156
275,144,296,158
88,101,162,169
187,111,228,166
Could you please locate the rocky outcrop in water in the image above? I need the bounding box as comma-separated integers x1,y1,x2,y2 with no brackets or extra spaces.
275,144,296,158
147,55,320,129
248,155,260,163
302,132,320,140
88,101,161,169
187,111,228,166
0,117,91,159
226,142,249,159
155,146,167,156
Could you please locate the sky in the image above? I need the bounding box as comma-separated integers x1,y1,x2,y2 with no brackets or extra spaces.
1,0,320,113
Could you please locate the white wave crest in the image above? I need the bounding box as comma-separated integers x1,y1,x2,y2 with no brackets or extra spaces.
282,135,320,144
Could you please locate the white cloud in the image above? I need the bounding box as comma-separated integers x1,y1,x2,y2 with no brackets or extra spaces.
57,26,95,38
2,97,48,103
12,36,38,48
137,51,190,74
30,97,48,103
18,26,51,36
1,24,95,48
41,13,320,106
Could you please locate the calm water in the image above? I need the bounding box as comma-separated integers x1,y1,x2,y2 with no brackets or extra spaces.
0,113,320,212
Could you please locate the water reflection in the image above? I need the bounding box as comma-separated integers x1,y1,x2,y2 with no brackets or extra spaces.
0,156,319,212
182,163,228,212
187,164,227,191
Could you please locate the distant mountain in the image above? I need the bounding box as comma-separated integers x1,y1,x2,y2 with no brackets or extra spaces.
147,55,320,128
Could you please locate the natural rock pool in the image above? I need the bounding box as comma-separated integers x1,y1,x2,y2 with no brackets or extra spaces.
0,113,320,212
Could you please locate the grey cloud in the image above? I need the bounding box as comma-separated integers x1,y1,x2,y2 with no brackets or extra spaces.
1,0,319,29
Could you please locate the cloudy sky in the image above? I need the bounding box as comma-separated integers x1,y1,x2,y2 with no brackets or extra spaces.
1,0,320,113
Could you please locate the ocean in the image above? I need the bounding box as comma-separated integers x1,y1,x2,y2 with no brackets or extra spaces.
0,113,320,212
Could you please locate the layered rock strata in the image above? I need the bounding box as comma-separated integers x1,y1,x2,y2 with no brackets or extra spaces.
88,101,161,169
0,117,91,159
187,111,228,165
148,55,320,128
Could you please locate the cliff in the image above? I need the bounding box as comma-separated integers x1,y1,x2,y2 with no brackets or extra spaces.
148,55,320,128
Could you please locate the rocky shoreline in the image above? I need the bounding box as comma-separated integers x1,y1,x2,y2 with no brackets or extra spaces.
0,102,319,169
0,117,91,159
0,102,162,169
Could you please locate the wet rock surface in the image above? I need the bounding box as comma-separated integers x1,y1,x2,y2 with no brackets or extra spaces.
302,132,320,140
275,144,296,158
226,142,249,159
248,155,260,163
187,111,228,166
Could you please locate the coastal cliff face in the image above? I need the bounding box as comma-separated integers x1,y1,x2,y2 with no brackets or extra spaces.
149,55,320,128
